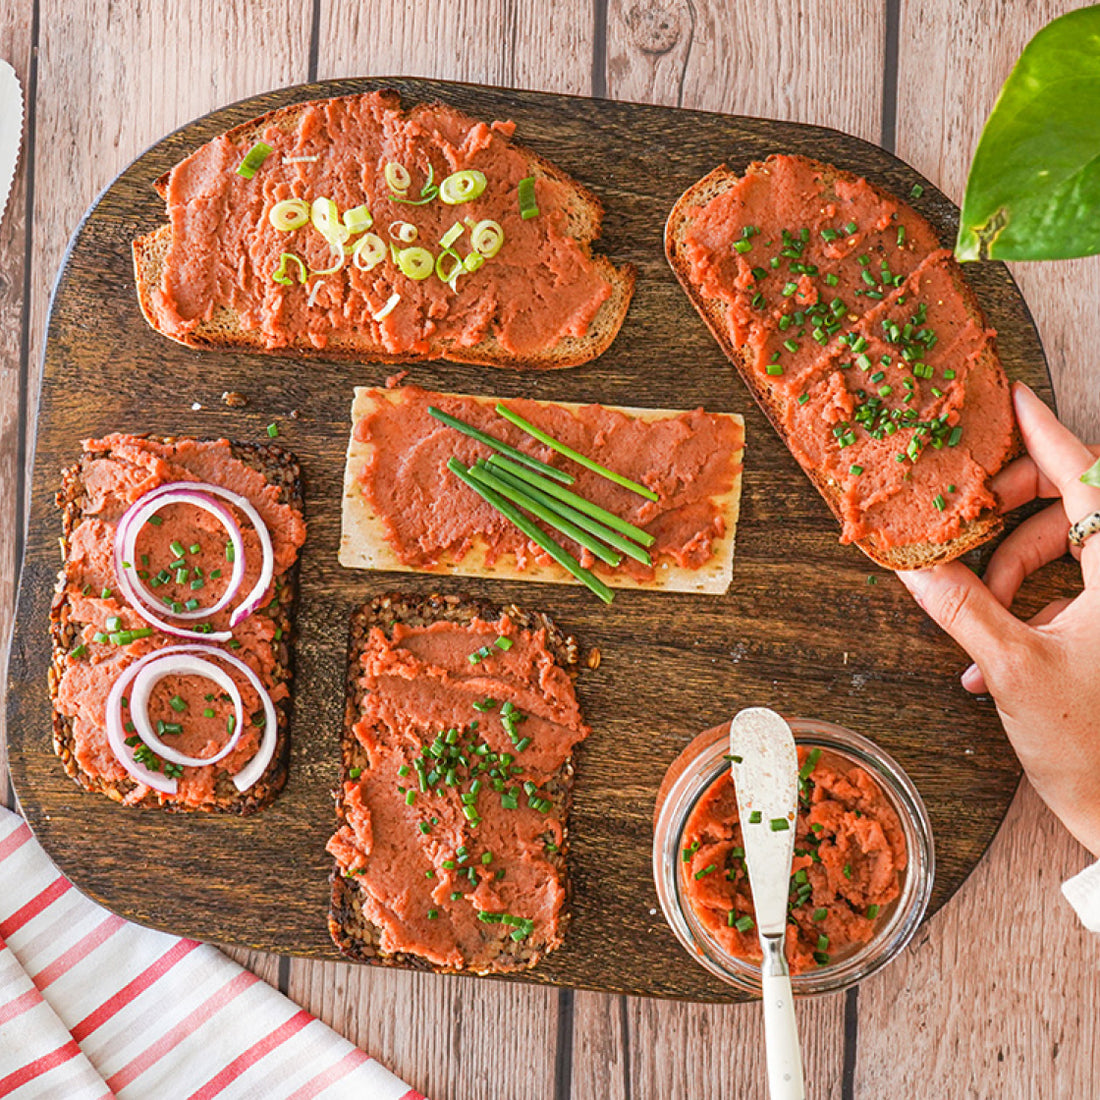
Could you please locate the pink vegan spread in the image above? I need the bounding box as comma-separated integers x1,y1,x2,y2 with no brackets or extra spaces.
326,615,589,970
354,385,744,580
681,154,1016,551
150,92,614,360
677,745,906,975
54,435,306,808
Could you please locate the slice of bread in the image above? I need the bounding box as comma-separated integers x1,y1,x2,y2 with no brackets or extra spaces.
328,593,585,973
49,438,303,814
666,157,1022,570
340,387,745,594
133,91,635,370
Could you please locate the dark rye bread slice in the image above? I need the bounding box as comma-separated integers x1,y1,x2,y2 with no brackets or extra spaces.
666,159,1022,570
329,592,583,973
133,90,635,370
49,438,303,814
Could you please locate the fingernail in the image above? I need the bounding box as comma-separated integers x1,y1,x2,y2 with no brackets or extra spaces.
961,663,981,692
897,569,931,605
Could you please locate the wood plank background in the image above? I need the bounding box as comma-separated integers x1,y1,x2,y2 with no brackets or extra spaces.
1,1,1097,1096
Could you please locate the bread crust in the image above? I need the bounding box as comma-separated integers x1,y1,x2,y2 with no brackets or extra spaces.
665,159,1022,570
134,92,636,370
328,592,583,973
49,438,303,814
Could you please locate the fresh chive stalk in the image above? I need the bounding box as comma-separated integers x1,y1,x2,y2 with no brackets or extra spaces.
446,459,613,604
484,461,652,565
428,406,574,485
466,462,622,567
494,403,659,502
485,453,655,548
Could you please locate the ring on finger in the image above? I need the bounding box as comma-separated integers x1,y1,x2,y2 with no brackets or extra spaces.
1067,509,1100,549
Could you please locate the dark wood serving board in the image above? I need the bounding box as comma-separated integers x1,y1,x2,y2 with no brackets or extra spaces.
6,78,1070,1003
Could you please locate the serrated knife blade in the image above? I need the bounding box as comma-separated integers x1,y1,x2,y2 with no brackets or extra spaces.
0,60,24,227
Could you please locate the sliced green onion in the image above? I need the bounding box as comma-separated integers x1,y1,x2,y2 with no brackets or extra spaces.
439,169,487,205
384,162,411,192
734,915,755,933
435,247,464,284
494,403,659,502
470,219,504,258
812,907,828,921
517,176,539,220
396,246,434,281
269,198,310,231
427,406,573,484
267,422,279,438
749,811,762,824
769,817,790,831
235,141,273,179
440,221,465,248
463,251,485,273
446,459,613,604
343,204,373,235
272,252,308,286
867,904,881,919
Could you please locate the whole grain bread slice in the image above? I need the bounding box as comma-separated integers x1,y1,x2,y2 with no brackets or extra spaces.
666,159,1022,570
49,438,303,814
133,91,635,370
328,592,584,974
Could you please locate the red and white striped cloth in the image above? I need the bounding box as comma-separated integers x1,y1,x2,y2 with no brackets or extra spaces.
0,806,425,1099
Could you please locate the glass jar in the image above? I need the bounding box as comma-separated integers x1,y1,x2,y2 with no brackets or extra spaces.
653,717,934,996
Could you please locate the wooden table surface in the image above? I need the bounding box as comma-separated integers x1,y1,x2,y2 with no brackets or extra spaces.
1,2,1098,1097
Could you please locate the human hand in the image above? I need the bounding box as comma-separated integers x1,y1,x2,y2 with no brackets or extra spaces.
897,382,1100,858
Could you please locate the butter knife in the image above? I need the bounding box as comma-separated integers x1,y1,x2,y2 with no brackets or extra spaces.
0,60,24,226
729,706,806,1100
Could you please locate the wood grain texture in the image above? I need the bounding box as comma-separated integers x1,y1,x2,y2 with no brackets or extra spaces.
607,0,885,143
3,3,1098,1097
6,78,1058,1004
288,960,563,1099
854,3,1100,1096
0,0,33,813
316,1,595,96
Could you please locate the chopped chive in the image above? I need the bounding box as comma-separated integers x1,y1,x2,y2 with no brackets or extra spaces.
101,587,112,599
812,907,828,921
427,909,438,920
693,864,716,880
849,464,863,476
734,915,755,933
909,183,924,199
769,817,790,831
202,707,215,718
843,863,852,879
798,393,810,406
266,422,279,438
169,694,187,713
867,904,881,919
749,811,762,824
225,543,235,563
146,515,163,527
933,494,946,511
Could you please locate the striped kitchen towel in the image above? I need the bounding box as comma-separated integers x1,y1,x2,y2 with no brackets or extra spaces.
0,806,425,1099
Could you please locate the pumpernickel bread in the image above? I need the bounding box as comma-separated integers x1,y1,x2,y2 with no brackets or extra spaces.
328,593,587,974
50,436,304,813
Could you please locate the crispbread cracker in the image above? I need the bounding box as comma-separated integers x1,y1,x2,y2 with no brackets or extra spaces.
340,388,744,594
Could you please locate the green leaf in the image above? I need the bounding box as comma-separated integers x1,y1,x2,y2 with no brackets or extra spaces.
1081,457,1100,488
957,5,1100,262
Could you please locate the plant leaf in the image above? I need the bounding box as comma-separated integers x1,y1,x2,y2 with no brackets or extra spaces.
1081,457,1100,488
957,5,1100,262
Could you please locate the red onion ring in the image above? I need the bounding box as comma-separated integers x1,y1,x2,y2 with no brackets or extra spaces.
105,644,278,795
128,654,244,768
114,490,243,642
112,480,275,638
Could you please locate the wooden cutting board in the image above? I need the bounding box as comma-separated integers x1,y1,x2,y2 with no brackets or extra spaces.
5,77,1070,1003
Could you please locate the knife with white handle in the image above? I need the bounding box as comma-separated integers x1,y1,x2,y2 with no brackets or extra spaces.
729,707,806,1100
0,60,24,227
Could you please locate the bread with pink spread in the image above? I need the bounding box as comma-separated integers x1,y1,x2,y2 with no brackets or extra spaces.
133,90,635,370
